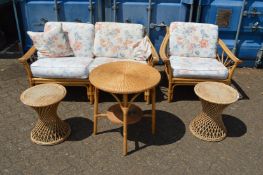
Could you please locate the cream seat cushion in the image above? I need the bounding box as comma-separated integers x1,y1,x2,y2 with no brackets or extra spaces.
88,57,147,73
31,57,94,79
170,56,228,79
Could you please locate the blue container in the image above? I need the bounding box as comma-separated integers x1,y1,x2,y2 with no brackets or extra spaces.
18,0,263,67
18,0,100,50
105,0,191,51
200,0,263,67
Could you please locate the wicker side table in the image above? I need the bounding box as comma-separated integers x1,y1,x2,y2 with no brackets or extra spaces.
20,83,71,145
189,82,239,141
90,61,161,155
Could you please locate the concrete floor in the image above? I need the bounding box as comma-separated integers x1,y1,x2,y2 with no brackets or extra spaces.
0,59,262,175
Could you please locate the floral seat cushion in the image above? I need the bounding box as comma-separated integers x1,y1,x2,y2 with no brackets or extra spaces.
93,22,150,60
88,57,147,73
170,56,228,79
44,22,95,57
31,57,94,79
169,22,218,58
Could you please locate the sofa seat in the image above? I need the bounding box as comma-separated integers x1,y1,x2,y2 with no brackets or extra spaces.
170,56,228,79
88,57,147,73
31,57,93,79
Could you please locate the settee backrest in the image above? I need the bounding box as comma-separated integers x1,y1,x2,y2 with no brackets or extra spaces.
44,22,95,57
93,22,145,59
169,22,218,58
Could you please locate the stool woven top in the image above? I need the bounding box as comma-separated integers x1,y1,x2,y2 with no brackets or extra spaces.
20,83,66,107
194,82,239,104
89,61,161,94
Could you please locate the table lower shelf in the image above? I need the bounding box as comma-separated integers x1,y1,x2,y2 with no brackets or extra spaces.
107,104,143,124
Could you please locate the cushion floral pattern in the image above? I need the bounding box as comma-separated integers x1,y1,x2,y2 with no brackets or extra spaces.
93,22,146,59
88,57,147,73
170,56,228,79
31,57,94,79
132,36,152,61
169,22,218,58
28,24,73,57
44,22,95,57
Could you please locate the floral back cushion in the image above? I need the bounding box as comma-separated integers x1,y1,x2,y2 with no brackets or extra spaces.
169,22,218,58
93,22,146,59
28,24,73,57
44,22,95,57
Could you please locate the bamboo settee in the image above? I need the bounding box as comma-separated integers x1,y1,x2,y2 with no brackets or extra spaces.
19,36,159,104
19,22,159,104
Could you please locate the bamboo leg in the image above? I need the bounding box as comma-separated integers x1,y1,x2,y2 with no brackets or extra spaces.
89,85,94,105
93,88,99,135
122,94,128,156
168,82,172,102
151,87,156,134
146,90,150,105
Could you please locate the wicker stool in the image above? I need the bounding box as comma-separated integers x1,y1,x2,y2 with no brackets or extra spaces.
20,83,71,145
190,82,239,141
90,61,161,155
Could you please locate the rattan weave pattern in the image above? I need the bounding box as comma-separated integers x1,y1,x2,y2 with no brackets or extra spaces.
194,82,239,104
190,82,239,142
89,61,161,94
20,83,66,107
31,103,71,145
20,84,70,145
189,99,227,141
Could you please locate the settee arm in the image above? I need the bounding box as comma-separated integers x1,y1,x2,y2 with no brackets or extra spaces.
18,46,37,86
159,26,170,64
217,39,242,80
18,46,37,63
145,36,159,65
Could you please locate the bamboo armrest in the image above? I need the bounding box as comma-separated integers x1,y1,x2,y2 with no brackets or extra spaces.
146,36,159,65
18,46,37,80
18,46,37,63
159,26,170,64
218,39,242,64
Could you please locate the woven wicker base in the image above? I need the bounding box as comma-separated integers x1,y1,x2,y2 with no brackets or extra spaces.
31,121,71,145
189,113,226,142
107,104,143,124
30,103,71,145
189,100,227,142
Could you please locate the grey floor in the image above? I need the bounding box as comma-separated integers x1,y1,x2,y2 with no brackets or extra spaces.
0,59,262,175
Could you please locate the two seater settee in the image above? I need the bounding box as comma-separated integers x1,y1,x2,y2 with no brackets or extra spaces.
19,22,159,104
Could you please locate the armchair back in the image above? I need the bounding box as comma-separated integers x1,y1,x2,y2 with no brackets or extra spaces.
169,22,218,58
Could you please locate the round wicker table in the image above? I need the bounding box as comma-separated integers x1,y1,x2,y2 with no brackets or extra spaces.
189,82,239,142
90,61,161,155
20,83,71,145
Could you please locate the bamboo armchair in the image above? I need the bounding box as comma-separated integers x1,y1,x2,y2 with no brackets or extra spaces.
18,36,159,104
160,26,242,102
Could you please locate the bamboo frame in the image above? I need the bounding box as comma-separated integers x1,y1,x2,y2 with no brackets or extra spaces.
18,37,159,104
159,26,242,102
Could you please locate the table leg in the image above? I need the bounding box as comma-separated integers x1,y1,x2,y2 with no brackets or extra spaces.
189,99,227,141
122,94,128,156
151,87,156,134
93,88,99,135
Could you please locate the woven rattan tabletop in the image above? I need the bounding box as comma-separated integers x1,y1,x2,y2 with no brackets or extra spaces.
194,82,239,104
89,61,161,94
20,84,66,107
